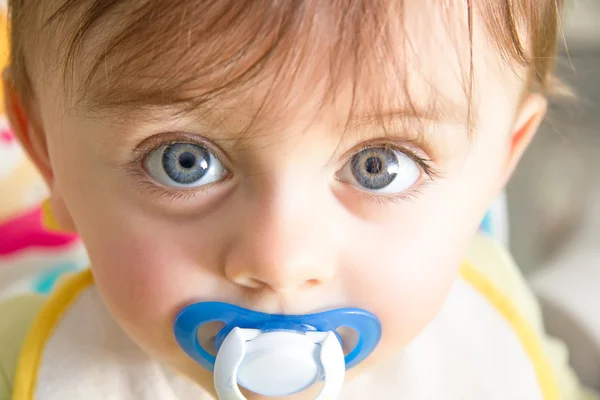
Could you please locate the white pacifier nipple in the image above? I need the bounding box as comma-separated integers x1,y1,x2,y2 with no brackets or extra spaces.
214,328,345,400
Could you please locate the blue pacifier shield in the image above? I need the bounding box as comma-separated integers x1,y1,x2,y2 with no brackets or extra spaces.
174,302,381,372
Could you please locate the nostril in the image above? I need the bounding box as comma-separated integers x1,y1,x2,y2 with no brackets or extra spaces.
228,274,267,290
245,278,321,291
229,273,324,292
247,278,267,289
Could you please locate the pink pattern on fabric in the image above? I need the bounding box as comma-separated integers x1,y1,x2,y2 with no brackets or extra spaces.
0,207,78,256
0,128,15,144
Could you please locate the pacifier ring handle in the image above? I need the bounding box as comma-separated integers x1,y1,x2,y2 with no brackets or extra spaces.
214,329,346,400
310,332,345,400
213,328,255,400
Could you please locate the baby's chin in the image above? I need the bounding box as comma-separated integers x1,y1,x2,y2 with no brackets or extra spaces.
161,356,219,397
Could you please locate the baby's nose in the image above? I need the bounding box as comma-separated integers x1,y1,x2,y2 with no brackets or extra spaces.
225,238,336,293
223,210,337,293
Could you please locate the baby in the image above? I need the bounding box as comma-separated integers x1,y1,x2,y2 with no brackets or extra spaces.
0,0,596,399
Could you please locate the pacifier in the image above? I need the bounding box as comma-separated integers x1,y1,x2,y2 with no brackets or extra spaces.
174,302,381,399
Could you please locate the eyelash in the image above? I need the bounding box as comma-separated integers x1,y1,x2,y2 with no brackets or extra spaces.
130,137,222,165
349,142,438,179
129,138,439,204
348,182,433,206
127,167,203,203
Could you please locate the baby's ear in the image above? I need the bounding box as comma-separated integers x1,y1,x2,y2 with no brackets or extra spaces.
3,67,77,232
499,93,548,191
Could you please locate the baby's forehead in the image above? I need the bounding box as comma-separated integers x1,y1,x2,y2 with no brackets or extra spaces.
39,1,519,129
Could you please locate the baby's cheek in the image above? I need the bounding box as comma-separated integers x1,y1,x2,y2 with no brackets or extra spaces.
366,268,456,347
93,247,173,314
85,229,203,350
342,230,466,352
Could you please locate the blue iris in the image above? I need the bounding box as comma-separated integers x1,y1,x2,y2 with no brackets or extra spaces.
351,148,398,190
162,143,210,184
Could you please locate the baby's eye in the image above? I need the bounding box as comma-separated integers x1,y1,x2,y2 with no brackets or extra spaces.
337,147,421,194
143,142,228,188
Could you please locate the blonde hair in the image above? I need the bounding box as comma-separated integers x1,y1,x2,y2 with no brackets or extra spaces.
8,0,565,127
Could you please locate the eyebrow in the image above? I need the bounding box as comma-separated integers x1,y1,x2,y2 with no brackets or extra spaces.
82,96,473,152
347,98,471,134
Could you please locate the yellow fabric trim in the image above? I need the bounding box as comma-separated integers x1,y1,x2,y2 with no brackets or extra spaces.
41,199,62,232
460,262,560,400
12,269,93,400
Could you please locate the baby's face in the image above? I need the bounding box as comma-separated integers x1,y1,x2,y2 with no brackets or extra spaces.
17,2,544,398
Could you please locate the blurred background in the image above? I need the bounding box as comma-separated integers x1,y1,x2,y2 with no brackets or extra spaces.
509,0,600,272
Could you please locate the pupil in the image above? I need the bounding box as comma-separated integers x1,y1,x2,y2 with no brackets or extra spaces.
365,157,384,174
178,152,196,169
